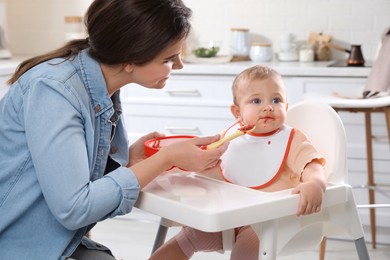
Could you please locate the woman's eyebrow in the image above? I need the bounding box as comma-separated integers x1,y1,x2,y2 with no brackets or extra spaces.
164,53,179,60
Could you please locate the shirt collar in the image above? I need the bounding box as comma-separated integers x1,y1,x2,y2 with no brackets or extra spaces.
76,49,113,116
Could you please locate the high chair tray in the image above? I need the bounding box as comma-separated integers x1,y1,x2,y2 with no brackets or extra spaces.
135,172,349,232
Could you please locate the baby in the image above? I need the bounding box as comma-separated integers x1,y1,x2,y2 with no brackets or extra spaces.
150,65,327,260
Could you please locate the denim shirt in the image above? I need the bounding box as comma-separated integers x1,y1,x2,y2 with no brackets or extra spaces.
0,49,140,259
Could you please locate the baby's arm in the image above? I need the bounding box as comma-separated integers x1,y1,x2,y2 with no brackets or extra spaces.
291,159,326,216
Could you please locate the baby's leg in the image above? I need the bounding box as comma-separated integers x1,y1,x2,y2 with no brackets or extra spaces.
176,226,223,257
150,226,258,259
149,226,223,259
231,225,259,260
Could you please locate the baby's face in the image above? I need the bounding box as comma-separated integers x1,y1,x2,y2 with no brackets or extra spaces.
232,76,287,134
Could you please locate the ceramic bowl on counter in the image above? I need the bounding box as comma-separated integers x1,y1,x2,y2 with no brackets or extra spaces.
192,41,221,58
249,43,273,62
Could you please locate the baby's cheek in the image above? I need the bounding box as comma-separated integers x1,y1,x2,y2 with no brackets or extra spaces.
243,110,259,124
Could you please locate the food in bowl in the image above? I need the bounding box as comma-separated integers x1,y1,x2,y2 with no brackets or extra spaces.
193,46,220,58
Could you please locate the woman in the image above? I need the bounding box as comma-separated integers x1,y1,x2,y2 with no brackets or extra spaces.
0,0,227,259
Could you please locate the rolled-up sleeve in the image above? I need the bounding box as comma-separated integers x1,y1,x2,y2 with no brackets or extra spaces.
105,167,140,217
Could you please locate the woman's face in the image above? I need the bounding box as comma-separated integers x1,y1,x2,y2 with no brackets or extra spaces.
231,76,288,134
129,38,186,89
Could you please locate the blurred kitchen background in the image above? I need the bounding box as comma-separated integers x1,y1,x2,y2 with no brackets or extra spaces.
0,0,389,61
1,1,389,259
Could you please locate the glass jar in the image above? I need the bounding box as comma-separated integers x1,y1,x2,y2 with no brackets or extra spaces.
230,28,250,57
299,43,315,62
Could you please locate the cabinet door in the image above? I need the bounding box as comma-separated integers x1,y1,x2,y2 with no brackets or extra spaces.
121,74,234,103
281,77,305,106
122,74,236,143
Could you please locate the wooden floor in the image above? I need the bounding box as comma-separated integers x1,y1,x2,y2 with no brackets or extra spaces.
90,209,390,260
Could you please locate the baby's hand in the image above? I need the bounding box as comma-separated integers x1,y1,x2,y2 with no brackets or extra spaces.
291,180,324,216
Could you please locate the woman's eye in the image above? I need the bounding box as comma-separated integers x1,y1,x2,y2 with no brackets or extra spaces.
164,59,174,64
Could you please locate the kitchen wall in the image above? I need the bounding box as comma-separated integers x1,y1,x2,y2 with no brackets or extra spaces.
1,0,92,56
184,0,390,61
2,0,390,61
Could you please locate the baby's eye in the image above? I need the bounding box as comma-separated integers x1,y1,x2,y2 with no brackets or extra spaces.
272,97,281,104
251,98,261,104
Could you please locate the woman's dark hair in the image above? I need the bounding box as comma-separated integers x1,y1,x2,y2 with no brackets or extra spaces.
8,0,192,84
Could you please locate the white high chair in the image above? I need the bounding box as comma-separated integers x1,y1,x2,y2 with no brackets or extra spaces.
135,100,369,259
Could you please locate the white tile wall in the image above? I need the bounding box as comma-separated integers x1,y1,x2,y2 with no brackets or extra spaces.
0,2,6,29
3,0,92,56
184,0,390,61
3,0,390,60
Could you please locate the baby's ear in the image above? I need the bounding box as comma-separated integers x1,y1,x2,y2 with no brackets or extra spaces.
286,103,289,111
230,104,241,119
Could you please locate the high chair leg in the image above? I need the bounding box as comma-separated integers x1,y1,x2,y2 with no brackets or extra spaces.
151,225,168,254
319,236,326,260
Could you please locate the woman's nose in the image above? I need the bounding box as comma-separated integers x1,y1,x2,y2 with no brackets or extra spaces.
173,56,184,70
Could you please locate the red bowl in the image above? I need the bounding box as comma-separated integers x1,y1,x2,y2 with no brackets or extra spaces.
144,135,196,170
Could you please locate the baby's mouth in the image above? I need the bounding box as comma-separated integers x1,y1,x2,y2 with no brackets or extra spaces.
260,116,274,121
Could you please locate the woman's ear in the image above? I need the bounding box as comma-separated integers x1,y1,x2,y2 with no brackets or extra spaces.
124,64,134,73
230,104,241,120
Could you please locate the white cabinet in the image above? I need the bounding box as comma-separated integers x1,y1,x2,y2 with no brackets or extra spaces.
121,75,235,143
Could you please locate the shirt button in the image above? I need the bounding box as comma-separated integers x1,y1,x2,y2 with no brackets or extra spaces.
111,147,118,154
95,105,101,112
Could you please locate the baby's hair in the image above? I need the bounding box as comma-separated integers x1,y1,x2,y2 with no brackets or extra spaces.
232,65,281,104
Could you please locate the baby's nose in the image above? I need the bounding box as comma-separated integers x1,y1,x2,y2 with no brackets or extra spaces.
262,104,274,111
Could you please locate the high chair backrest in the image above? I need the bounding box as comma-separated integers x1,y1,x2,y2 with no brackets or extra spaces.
285,100,348,184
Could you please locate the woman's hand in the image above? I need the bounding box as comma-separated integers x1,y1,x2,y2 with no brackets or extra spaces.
129,134,228,189
127,131,165,167
162,135,229,173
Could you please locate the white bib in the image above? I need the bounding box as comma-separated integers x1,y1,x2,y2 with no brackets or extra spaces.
221,125,294,189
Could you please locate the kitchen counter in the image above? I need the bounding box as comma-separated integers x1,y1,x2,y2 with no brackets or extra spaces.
0,57,29,98
175,60,371,78
0,57,372,78
0,56,27,76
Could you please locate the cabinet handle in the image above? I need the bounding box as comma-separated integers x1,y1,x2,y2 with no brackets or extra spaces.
164,126,201,135
165,89,201,97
